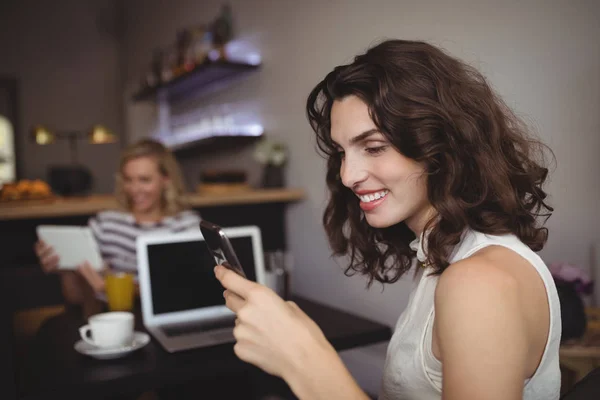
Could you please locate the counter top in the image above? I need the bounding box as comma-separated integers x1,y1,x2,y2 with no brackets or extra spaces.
0,188,305,221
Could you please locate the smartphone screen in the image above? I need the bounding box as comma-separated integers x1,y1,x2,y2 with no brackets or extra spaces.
200,220,247,278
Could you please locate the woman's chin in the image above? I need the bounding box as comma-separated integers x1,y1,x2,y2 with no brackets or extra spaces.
364,214,399,229
131,203,154,214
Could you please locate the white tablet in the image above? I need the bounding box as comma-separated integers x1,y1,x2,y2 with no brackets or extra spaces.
36,225,103,270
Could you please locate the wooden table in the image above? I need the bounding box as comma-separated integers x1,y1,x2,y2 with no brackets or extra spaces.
16,297,391,400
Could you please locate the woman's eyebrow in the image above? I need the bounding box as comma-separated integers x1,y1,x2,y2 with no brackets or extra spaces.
349,129,381,145
331,129,381,148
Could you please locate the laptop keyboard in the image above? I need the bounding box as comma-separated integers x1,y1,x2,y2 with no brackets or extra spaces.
161,318,235,338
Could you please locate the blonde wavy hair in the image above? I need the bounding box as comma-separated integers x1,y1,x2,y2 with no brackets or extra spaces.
115,138,188,215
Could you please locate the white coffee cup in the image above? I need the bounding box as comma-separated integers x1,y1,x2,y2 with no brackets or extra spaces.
79,311,134,349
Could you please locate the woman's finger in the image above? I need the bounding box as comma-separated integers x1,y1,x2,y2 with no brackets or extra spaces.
232,322,252,341
233,340,255,364
214,265,259,299
40,252,56,264
35,242,54,259
40,254,60,272
224,289,246,313
34,240,47,251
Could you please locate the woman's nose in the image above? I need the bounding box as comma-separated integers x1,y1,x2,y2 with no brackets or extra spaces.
340,159,368,189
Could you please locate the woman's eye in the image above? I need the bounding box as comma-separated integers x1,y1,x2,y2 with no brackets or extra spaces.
365,145,387,155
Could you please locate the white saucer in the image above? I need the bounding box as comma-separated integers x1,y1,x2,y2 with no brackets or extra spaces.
74,331,150,360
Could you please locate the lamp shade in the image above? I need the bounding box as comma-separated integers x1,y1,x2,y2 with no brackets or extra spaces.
88,125,117,144
32,125,55,145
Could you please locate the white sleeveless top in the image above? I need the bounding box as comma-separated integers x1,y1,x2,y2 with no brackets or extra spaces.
379,229,561,400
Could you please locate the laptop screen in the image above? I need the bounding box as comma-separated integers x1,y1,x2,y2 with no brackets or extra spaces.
147,236,257,316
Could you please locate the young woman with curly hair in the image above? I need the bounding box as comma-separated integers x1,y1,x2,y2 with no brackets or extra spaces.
215,40,560,400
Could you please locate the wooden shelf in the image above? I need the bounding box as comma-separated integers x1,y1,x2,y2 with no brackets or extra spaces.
0,188,304,220
166,130,263,153
132,60,260,102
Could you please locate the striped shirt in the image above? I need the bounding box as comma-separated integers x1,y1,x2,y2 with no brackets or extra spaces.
88,209,201,276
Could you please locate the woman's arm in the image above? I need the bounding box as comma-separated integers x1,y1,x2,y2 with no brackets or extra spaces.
77,262,106,294
61,264,107,314
59,271,87,305
35,239,87,305
435,257,528,400
216,265,370,400
285,340,369,400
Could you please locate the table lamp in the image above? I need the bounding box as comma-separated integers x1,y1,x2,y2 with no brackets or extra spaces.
32,125,117,196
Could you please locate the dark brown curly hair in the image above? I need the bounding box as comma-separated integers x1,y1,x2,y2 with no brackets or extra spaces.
306,39,553,286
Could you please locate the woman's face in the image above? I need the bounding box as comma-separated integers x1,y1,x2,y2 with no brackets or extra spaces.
121,156,169,215
330,95,434,234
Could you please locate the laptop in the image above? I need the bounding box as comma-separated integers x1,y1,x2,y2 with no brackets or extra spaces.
136,225,266,353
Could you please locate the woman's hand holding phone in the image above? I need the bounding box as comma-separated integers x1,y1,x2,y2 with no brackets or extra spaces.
215,265,369,400
214,265,338,386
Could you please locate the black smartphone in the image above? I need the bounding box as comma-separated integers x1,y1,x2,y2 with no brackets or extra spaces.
199,220,247,278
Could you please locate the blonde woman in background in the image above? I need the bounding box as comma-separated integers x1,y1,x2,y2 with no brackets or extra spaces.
34,138,200,306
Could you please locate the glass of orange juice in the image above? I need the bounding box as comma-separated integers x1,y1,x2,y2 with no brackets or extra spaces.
105,272,135,312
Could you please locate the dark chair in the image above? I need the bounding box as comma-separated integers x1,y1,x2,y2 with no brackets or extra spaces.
560,366,600,400
0,266,65,400
0,270,18,400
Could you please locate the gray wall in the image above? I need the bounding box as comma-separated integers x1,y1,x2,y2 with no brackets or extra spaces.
0,0,123,193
